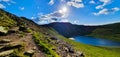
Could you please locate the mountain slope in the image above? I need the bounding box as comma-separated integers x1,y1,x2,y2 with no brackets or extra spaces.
88,23,120,41
0,9,84,57
43,22,120,41
42,22,97,37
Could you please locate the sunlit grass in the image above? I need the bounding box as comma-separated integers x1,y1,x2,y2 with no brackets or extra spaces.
48,28,120,57
33,32,60,57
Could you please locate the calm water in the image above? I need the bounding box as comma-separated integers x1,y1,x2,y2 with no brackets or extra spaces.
72,36,120,47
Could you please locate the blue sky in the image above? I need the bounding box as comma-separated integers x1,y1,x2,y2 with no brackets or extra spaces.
0,0,120,25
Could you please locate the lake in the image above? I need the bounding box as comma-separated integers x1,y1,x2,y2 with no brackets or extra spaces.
72,36,120,47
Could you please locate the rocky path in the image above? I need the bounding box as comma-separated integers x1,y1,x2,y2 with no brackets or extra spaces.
0,31,45,57
42,32,85,57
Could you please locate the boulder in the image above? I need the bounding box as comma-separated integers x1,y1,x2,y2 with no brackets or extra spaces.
66,54,71,57
0,26,8,35
43,32,49,35
63,47,69,52
0,50,14,56
75,51,84,57
8,27,19,33
0,39,12,43
68,46,75,53
32,47,36,50
50,37,58,40
24,50,34,57
25,50,34,55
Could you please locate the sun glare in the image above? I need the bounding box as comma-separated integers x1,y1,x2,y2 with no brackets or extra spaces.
59,6,68,13
62,7,67,12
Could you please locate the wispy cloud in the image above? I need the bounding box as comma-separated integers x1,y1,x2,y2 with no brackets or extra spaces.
0,0,16,4
96,0,111,9
48,0,54,5
67,1,84,8
66,0,84,8
48,0,84,8
93,8,109,15
0,0,15,8
0,3,6,8
37,7,69,24
93,7,120,15
19,7,25,10
112,7,120,11
89,0,96,4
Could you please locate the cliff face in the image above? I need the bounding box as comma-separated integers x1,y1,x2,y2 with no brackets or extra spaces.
0,9,84,57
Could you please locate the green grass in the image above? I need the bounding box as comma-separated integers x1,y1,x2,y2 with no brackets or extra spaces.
87,23,120,42
0,10,16,27
33,32,60,57
9,43,26,57
87,28,120,42
48,28,120,57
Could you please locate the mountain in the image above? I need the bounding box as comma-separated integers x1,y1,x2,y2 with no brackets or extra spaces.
0,9,84,57
42,22,97,37
42,22,120,41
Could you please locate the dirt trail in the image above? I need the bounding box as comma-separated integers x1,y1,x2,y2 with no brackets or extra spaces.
0,32,45,57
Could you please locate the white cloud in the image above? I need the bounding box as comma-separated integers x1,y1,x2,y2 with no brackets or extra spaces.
49,0,84,8
89,0,96,4
112,7,120,11
100,0,110,3
66,0,84,8
0,0,15,8
38,9,68,24
67,1,84,8
96,5,103,9
1,0,15,3
93,8,109,15
31,17,36,20
96,0,111,9
2,0,9,2
49,0,54,5
74,0,82,2
19,7,25,10
100,0,111,6
41,11,65,19
93,7,120,15
0,3,6,8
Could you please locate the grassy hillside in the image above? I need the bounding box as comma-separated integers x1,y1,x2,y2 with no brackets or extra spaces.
0,9,56,57
88,23,120,41
0,9,17,27
46,28,120,57
0,9,85,57
43,22,120,42
0,9,46,57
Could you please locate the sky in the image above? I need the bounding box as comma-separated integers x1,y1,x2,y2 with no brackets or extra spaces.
0,0,120,25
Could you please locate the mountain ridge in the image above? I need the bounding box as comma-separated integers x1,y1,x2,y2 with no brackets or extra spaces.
42,22,120,41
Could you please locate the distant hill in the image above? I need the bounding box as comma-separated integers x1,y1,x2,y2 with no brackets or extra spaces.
42,22,120,41
42,22,98,37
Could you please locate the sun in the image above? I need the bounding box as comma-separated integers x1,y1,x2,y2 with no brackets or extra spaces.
62,7,67,12
59,6,68,13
